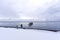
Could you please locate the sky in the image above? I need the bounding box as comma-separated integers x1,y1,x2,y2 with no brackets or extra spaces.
0,0,60,21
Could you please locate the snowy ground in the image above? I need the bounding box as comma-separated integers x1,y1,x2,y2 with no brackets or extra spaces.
0,28,60,40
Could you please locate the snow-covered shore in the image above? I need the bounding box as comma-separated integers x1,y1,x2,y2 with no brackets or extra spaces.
0,28,60,40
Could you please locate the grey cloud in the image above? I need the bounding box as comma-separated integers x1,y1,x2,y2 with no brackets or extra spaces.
44,2,60,21
0,7,17,18
47,5,60,14
30,0,60,21
0,0,20,18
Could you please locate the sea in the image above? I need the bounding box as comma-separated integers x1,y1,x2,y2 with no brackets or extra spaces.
0,21,60,30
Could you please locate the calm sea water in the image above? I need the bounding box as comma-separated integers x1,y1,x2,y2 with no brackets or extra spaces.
0,21,60,30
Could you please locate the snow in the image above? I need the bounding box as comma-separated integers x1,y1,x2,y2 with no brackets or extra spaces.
0,28,60,40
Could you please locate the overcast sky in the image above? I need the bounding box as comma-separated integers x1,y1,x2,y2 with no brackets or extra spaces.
0,0,60,21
